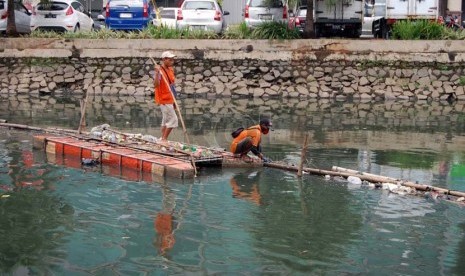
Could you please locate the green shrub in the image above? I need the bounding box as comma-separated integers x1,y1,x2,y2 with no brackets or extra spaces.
442,28,465,40
29,22,302,40
29,25,219,39
391,19,448,40
251,21,300,40
223,22,252,39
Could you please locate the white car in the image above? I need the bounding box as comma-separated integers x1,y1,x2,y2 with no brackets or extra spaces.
31,0,94,32
244,0,288,29
152,7,179,29
0,0,31,34
178,0,229,34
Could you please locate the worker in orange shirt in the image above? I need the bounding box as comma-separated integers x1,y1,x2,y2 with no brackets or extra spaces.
230,118,273,163
154,51,178,141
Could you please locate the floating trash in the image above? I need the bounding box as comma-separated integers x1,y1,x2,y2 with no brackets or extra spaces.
82,158,99,166
347,176,362,185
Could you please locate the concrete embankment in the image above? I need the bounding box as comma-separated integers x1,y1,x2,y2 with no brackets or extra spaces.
1,38,465,100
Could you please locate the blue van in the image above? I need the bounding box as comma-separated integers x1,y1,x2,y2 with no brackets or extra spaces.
105,0,153,30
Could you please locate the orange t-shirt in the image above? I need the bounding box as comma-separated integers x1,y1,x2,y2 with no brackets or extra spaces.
230,125,261,153
155,66,175,105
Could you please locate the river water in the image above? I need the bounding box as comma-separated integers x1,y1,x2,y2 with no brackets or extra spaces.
0,94,465,275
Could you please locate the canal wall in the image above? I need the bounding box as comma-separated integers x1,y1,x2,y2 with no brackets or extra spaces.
2,94,465,153
1,39,465,100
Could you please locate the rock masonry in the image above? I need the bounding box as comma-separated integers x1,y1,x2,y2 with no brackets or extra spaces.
1,57,464,101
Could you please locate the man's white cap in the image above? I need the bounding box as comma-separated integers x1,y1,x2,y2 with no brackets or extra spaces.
161,51,176,59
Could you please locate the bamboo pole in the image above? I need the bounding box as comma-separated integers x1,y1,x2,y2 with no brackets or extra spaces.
78,94,88,134
297,133,309,177
0,122,79,134
332,166,465,198
332,166,398,182
264,162,465,198
149,55,197,176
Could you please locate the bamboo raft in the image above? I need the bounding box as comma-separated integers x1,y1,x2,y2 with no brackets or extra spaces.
1,122,465,202
1,122,262,179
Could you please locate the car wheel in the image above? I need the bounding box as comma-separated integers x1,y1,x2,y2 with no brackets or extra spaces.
91,24,95,31
74,24,80,32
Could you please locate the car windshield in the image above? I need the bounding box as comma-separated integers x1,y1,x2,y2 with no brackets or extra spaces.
183,1,215,10
249,0,283,8
37,2,68,11
297,8,306,16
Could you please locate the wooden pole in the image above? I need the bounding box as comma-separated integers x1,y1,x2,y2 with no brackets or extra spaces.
149,55,197,176
0,122,79,135
263,162,465,198
331,166,465,198
78,94,88,134
297,133,309,177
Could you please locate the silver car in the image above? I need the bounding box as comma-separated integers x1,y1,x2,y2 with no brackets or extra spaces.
244,0,288,28
177,0,229,34
0,0,31,34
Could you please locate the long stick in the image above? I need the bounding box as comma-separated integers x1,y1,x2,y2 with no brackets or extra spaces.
264,162,465,198
0,122,78,134
149,55,197,177
331,166,465,198
78,94,88,134
297,133,309,177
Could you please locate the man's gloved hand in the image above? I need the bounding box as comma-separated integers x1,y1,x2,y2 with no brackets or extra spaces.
262,157,272,163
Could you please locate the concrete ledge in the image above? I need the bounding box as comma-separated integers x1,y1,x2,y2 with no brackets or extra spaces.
1,38,465,63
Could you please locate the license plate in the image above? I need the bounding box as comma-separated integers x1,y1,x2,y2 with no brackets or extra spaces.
45,14,56,18
259,14,272,20
191,25,205,30
332,25,341,30
120,13,132,18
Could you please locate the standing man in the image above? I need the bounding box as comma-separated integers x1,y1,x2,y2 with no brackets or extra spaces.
154,51,178,141
230,118,273,163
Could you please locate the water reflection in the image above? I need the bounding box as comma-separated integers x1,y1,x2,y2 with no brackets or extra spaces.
1,95,465,274
230,170,262,205
154,184,176,256
0,132,74,275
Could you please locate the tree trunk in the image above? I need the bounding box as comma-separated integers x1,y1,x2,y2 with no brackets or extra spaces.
6,0,18,37
303,0,314,38
438,0,447,18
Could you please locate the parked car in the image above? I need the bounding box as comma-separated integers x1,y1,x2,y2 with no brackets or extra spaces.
0,0,31,34
244,0,288,29
105,0,153,30
288,6,306,34
152,7,179,29
177,0,229,34
91,10,106,30
31,0,94,32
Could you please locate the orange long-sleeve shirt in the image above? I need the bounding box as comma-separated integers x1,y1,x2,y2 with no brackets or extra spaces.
155,66,175,105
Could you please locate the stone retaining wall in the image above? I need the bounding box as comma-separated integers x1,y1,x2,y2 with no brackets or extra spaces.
1,39,465,100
